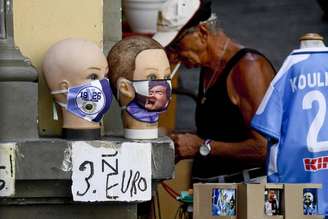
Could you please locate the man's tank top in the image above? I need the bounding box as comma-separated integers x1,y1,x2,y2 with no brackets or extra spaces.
193,48,274,179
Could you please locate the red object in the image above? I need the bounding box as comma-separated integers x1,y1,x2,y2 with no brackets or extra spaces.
122,21,155,38
123,32,154,38
160,181,179,200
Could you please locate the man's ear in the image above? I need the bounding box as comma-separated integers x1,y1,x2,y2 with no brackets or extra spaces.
117,77,135,106
198,23,209,42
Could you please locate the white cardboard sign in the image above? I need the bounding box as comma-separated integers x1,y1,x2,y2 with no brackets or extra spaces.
0,143,15,197
71,141,152,202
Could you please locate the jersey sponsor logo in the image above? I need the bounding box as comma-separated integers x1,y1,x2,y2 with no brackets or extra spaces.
303,156,328,172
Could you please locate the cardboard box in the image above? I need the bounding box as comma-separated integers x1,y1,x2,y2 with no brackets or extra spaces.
193,183,238,219
284,184,322,219
193,183,323,219
238,183,284,219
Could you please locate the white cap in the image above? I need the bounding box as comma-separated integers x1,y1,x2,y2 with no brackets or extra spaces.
152,0,201,47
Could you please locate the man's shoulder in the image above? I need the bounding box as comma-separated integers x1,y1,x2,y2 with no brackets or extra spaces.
226,49,275,105
230,50,275,81
230,54,273,82
238,51,273,70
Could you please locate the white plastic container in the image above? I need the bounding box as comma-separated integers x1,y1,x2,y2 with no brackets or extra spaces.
123,0,167,33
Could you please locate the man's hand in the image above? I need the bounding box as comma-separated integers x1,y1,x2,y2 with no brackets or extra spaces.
170,133,203,161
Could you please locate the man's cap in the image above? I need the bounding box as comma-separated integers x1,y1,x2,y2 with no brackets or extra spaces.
152,0,212,47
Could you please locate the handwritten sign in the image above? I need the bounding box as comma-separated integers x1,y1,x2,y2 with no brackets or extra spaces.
71,141,152,202
0,143,15,197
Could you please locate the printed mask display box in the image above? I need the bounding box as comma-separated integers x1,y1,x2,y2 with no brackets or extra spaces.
284,184,322,219
238,183,284,219
194,183,323,219
193,183,238,219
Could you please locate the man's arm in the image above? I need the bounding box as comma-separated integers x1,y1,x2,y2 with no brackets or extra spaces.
218,53,275,164
173,53,275,166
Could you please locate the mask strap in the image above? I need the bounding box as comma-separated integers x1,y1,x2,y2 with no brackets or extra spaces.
51,89,68,95
56,101,67,109
51,89,68,109
170,62,181,79
52,101,59,121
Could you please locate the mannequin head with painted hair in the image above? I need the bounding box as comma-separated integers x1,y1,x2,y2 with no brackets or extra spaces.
107,36,171,139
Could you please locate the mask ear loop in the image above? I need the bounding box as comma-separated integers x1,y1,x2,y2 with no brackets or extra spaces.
52,100,67,120
52,101,59,121
166,62,180,103
50,89,68,119
170,62,181,79
50,89,68,94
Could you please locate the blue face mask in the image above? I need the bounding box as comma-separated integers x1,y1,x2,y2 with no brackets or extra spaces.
51,78,113,122
121,79,172,123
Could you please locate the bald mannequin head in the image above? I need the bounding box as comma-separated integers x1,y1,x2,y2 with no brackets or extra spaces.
43,38,108,90
43,38,108,131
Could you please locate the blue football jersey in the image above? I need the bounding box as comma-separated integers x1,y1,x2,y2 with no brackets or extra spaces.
251,47,328,217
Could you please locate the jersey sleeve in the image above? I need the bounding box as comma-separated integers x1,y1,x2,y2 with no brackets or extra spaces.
251,84,283,141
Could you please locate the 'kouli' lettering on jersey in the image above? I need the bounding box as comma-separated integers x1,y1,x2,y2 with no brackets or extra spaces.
290,72,328,92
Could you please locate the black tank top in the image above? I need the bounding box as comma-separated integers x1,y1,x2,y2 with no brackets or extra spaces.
192,48,275,179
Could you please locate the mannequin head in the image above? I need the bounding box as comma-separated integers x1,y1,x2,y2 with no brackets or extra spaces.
107,36,171,139
299,33,325,48
43,38,109,131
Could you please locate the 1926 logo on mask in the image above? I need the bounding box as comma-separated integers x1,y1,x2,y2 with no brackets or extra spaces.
76,86,105,115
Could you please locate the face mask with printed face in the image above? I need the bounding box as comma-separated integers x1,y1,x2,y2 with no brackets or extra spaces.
51,78,113,122
122,79,172,123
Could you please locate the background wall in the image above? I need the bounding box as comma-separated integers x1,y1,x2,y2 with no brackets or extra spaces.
13,0,104,136
175,0,328,131
214,0,328,68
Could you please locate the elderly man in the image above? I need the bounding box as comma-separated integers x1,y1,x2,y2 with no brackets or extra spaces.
153,0,275,182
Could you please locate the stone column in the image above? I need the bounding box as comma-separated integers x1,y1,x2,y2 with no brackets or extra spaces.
0,0,38,140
